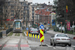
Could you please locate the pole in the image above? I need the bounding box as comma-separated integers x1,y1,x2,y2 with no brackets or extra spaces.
73,21,74,34
41,42,42,46
60,22,62,32
55,11,57,31
64,6,67,33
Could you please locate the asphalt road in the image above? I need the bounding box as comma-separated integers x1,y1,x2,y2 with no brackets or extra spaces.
28,32,75,50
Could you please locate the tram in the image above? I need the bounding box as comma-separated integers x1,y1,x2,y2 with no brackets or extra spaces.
13,19,23,33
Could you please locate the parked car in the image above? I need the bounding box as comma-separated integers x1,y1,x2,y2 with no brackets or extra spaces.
28,28,34,33
50,34,71,46
29,28,39,34
46,27,50,31
37,27,46,34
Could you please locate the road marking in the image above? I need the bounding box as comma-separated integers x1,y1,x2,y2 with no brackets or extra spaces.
4,44,18,47
53,47,56,49
46,44,52,47
0,45,2,47
20,44,29,47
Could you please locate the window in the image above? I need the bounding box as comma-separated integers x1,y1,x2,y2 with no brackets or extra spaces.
6,10,7,12
23,3,26,5
24,7,25,10
32,7,34,11
21,14,23,16
11,6,14,9
5,6,7,9
11,14,14,16
21,2,22,5
56,34,68,37
11,17,14,19
32,11,34,13
11,10,14,12
32,13,34,15
8,2,10,5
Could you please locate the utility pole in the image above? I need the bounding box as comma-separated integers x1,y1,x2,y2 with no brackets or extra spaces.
64,5,68,33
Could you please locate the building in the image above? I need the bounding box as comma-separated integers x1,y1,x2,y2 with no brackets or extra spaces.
34,3,52,25
3,0,33,27
35,8,51,24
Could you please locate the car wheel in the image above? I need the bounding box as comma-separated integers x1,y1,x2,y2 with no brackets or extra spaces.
50,42,52,46
68,44,71,47
64,44,67,46
53,43,56,46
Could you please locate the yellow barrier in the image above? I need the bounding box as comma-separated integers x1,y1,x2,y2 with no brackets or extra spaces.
38,35,39,39
29,33,40,39
35,35,37,38
33,34,34,38
29,34,32,37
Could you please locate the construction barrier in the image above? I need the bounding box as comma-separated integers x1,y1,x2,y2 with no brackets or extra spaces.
40,29,44,42
29,33,40,39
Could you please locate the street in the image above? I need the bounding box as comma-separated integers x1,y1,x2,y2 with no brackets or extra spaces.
0,0,75,50
28,31,75,50
45,32,75,46
0,30,75,50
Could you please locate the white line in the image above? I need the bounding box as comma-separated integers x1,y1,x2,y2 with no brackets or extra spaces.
24,32,26,36
46,44,52,47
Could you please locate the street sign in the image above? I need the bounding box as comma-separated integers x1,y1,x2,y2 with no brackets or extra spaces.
40,24,44,29
48,24,50,25
26,27,28,30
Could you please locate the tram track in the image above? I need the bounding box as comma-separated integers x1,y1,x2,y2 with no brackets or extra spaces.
0,37,11,50
18,34,22,50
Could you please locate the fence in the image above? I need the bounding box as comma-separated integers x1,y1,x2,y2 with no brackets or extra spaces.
6,28,13,35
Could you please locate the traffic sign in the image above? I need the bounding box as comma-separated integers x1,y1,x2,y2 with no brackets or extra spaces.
40,25,44,29
40,29,44,42
26,27,28,30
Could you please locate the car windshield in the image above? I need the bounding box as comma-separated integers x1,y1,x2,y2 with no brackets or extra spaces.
31,29,38,31
56,34,68,37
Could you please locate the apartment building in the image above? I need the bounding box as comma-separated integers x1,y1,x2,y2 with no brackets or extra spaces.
34,3,52,25
3,0,33,27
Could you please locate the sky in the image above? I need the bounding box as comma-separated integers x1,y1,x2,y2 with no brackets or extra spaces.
20,0,54,5
33,0,54,5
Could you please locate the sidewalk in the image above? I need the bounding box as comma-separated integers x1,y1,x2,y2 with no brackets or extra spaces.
47,30,75,39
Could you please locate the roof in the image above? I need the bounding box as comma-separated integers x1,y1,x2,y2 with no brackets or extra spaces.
35,8,50,16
